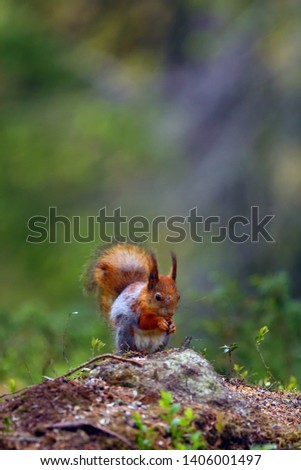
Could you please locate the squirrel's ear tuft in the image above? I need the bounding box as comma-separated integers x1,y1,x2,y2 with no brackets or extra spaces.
148,252,159,290
169,251,177,281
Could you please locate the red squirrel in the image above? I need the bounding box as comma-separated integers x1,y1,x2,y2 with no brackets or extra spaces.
85,244,180,353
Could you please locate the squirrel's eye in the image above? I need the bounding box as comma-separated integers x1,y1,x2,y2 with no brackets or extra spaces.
155,293,162,301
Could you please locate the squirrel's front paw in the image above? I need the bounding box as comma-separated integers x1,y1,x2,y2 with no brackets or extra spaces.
167,320,176,335
157,318,169,332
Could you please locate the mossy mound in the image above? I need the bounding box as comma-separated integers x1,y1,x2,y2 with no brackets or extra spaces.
0,349,301,449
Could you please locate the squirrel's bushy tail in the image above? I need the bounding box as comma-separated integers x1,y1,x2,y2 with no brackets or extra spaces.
84,244,153,316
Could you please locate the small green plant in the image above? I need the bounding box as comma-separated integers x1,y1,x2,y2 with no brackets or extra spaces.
277,375,299,391
214,411,226,435
9,378,16,395
255,325,269,347
3,415,13,433
255,326,275,385
233,363,249,381
201,347,207,358
132,412,157,450
132,391,206,450
219,343,238,374
91,337,105,357
251,443,277,450
159,390,205,450
285,375,299,391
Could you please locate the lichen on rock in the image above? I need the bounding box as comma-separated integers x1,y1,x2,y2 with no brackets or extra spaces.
90,348,226,401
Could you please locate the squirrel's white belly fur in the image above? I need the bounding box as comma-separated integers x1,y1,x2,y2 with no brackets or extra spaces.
134,329,166,353
110,282,166,352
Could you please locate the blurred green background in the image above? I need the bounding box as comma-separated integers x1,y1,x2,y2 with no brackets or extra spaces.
1,0,301,391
